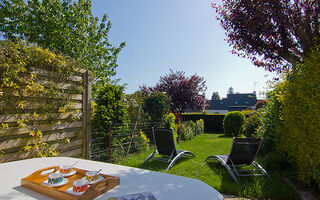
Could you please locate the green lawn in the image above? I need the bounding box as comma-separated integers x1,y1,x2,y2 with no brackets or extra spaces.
115,134,299,199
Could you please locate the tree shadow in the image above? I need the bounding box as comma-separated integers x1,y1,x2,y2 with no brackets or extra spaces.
217,135,233,138
137,156,194,172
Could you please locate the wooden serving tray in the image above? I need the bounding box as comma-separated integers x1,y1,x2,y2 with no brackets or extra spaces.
21,166,120,200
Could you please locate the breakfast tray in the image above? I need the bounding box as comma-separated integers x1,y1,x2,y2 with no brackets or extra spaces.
21,166,120,200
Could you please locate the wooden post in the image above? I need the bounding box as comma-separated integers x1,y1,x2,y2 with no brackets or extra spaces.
82,70,92,159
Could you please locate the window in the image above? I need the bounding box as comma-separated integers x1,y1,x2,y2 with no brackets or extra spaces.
234,101,238,105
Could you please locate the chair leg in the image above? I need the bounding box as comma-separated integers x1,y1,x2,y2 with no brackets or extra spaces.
166,151,195,172
166,152,184,172
252,161,270,178
205,155,239,183
143,150,156,165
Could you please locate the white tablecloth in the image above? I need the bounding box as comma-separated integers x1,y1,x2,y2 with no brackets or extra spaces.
0,157,223,200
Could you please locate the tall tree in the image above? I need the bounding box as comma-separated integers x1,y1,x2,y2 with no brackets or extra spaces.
141,69,207,113
211,91,220,100
212,0,320,73
227,87,234,94
143,91,170,123
0,0,125,91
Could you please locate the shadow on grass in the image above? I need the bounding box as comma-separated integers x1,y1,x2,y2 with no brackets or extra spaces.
139,156,194,172
205,160,300,199
217,135,234,138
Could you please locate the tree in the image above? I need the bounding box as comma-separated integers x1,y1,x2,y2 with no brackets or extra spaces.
0,0,125,91
211,91,220,100
227,87,234,94
142,69,207,113
212,0,320,73
143,91,170,123
92,83,128,131
125,91,146,124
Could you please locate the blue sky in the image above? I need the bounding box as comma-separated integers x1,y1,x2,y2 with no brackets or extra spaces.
91,0,275,99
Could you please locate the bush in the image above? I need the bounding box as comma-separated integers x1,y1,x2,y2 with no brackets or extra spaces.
257,82,284,154
143,91,170,123
182,114,225,132
255,100,266,110
279,48,320,188
181,121,195,140
165,113,177,140
223,111,245,136
135,130,150,152
195,119,204,135
243,111,260,137
92,83,128,131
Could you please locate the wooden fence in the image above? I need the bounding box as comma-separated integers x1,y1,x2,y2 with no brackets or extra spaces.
0,67,92,163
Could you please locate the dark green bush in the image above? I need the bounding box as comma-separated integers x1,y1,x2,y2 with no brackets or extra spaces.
182,114,225,132
243,111,260,137
143,91,170,123
223,111,245,136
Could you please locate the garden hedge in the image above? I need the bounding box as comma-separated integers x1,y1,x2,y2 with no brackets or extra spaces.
181,114,225,133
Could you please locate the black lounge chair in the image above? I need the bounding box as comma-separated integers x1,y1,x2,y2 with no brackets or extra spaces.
143,128,195,172
205,137,269,183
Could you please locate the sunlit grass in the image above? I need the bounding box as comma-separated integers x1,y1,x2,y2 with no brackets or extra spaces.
116,134,299,199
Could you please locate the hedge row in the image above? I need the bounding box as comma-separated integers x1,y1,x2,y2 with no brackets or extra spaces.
181,114,225,133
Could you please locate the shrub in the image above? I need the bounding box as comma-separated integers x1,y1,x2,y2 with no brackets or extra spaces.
143,91,170,123
223,111,245,136
196,119,204,135
165,113,177,140
243,111,260,137
257,81,284,154
255,100,266,110
135,129,150,152
92,83,128,131
279,48,320,188
181,121,195,140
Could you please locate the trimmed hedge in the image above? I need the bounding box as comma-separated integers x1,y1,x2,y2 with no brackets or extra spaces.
182,114,225,133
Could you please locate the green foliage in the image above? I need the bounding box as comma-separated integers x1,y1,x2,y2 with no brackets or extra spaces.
182,114,225,133
181,120,195,140
165,113,177,140
136,129,149,151
243,111,261,137
223,111,245,136
0,41,76,157
92,83,128,132
196,119,204,135
255,100,266,110
0,0,125,93
177,119,204,141
257,81,284,154
125,91,149,124
143,91,170,123
279,48,320,188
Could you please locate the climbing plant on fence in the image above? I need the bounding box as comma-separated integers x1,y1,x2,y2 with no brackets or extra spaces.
0,41,92,162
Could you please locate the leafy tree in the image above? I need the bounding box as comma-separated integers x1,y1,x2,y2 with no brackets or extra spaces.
143,91,170,123
125,91,147,124
211,91,220,100
142,69,207,113
212,0,320,73
92,83,128,132
0,0,125,92
227,86,234,94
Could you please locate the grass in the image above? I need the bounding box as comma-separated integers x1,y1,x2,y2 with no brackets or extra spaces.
115,133,300,199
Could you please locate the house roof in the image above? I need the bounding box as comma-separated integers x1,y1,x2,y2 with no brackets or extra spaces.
208,92,257,111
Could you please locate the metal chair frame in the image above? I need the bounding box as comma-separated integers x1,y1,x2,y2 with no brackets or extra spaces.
205,137,269,183
143,128,195,172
